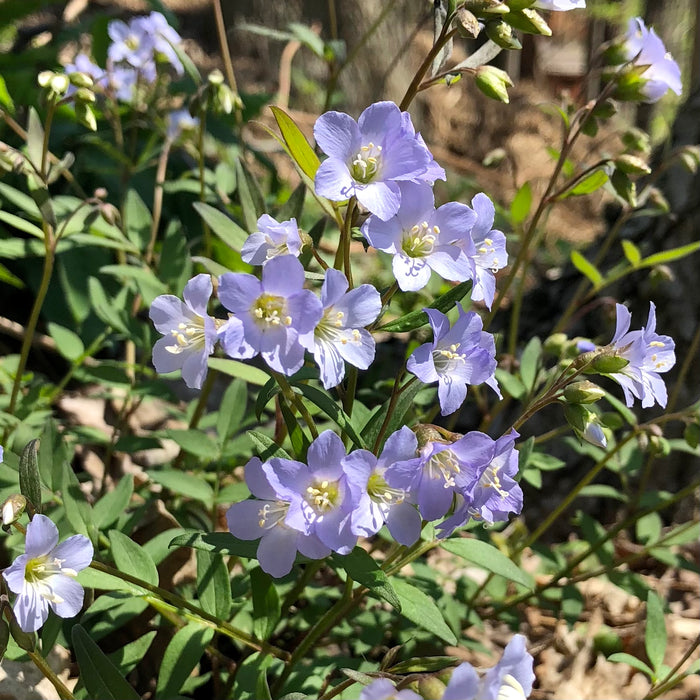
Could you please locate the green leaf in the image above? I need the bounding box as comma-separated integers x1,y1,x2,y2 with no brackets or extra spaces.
388,657,457,674
170,530,260,559
156,623,214,700
19,439,42,513
645,591,667,673
150,469,215,505
0,261,24,289
193,201,248,251
256,668,273,700
270,106,321,181
207,357,270,386
276,183,306,222
279,401,310,458
234,159,261,233
47,322,85,361
570,250,603,287
608,652,654,678
442,538,534,589
332,547,401,611
87,277,130,335
391,578,457,645
255,376,281,419
250,567,281,640
123,189,152,252
495,369,526,399
170,41,201,84
641,241,700,267
109,530,158,587
0,182,40,217
621,239,641,266
510,182,532,225
519,336,541,391
563,169,609,197
217,379,247,445
636,511,662,545
247,431,292,461
377,281,473,333
26,107,44,172
94,475,134,529
108,631,157,675
72,625,140,700
196,550,232,620
77,565,146,595
165,429,221,461
579,484,626,501
0,210,44,238
99,264,168,305
0,74,15,112
293,383,366,449
62,466,95,540
361,379,422,451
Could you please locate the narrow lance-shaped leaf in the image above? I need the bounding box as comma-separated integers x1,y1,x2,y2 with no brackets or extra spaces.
19,439,42,514
270,106,321,181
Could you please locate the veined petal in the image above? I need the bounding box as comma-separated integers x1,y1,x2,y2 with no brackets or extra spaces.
13,584,50,633
47,574,85,619
314,111,361,160
407,342,440,384
392,253,431,292
437,376,468,416
356,181,401,221
52,535,93,572
25,514,59,557
182,274,212,316
257,526,299,578
315,159,355,202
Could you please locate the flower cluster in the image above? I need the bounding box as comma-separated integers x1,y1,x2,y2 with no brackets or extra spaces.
3,515,93,633
359,634,535,700
64,11,183,103
227,427,522,578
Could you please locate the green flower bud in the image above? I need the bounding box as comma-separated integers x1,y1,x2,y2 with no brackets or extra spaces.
75,87,96,104
485,20,522,50
615,154,651,176
621,127,651,154
413,424,447,449
207,69,225,86
68,71,94,89
586,351,630,374
564,404,607,448
37,71,54,88
564,380,606,404
462,1,510,15
505,9,552,36
49,74,70,96
417,676,447,700
75,102,97,131
475,65,514,103
543,332,568,356
648,435,670,456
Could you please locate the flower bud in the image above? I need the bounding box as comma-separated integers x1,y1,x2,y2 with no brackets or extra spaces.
586,351,630,374
207,69,225,86
75,87,96,104
543,332,568,356
485,20,522,50
417,676,447,700
564,380,606,404
1,494,26,526
475,65,514,104
49,74,70,95
68,71,94,89
615,154,651,176
564,404,607,448
37,71,54,88
677,145,700,174
506,9,552,37
463,0,510,15
413,424,446,449
621,127,651,154
648,434,670,456
75,102,97,131
453,7,481,38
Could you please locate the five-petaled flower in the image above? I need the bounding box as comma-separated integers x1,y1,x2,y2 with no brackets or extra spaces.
313,269,381,389
150,274,220,390
218,256,323,375
314,101,435,221
407,304,500,416
362,182,476,292
606,302,675,408
3,514,93,633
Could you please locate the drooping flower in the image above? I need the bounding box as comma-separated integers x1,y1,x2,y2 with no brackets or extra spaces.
462,193,507,309
534,0,586,10
218,256,323,375
2,514,93,633
150,274,220,389
407,305,500,416
226,458,330,578
621,18,682,103
240,214,303,266
167,108,199,140
437,430,522,537
262,431,359,554
442,635,535,700
362,183,476,292
343,427,423,545
314,101,435,220
313,269,381,389
606,302,675,408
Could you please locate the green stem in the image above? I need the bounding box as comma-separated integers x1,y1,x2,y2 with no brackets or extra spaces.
644,633,700,700
372,371,411,453
40,100,56,180
3,228,56,443
273,371,319,439
197,112,211,257
28,648,75,700
89,560,289,660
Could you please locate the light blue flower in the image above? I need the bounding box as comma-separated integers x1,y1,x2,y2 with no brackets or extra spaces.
3,515,93,633
241,214,303,266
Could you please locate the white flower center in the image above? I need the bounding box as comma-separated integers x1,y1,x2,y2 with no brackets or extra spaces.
306,479,340,514
25,555,77,604
367,471,405,505
315,308,362,347
479,463,507,498
497,674,526,700
263,235,291,260
432,343,467,374
166,317,207,355
351,142,382,183
427,449,461,488
252,293,292,329
401,221,439,258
